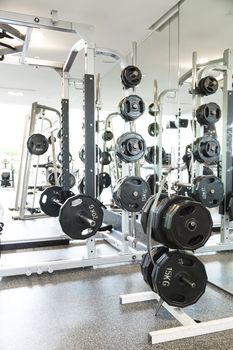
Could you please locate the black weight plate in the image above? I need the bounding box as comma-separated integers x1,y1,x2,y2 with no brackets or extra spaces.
167,121,177,129
140,247,168,291
198,76,218,96
193,136,220,164
144,146,166,165
196,102,221,125
57,152,72,164
27,134,49,156
102,130,113,141
192,175,224,208
148,122,160,137
116,132,146,163
145,173,159,195
78,175,104,195
179,119,189,128
163,199,212,249
59,195,103,240
57,129,62,139
48,171,61,185
172,182,192,197
39,186,63,217
203,166,214,175
79,145,101,163
121,65,142,89
100,151,112,165
99,172,111,188
148,103,156,116
48,135,56,144
58,173,76,189
151,196,187,247
141,195,156,233
152,250,207,308
113,176,151,212
119,95,145,121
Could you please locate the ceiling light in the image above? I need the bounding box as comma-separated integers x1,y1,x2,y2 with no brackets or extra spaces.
8,91,24,96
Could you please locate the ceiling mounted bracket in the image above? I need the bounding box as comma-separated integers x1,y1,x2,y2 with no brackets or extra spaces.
50,10,58,25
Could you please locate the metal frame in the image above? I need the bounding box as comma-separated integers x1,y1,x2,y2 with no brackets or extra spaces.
0,10,148,277
120,291,233,345
178,48,233,252
12,102,60,219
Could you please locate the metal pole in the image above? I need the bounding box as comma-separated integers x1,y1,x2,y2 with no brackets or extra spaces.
14,113,30,210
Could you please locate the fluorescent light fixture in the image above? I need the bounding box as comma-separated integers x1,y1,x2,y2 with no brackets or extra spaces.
8,91,24,96
148,0,185,32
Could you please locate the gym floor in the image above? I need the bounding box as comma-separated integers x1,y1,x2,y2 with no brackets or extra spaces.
1,260,233,350
2,189,233,349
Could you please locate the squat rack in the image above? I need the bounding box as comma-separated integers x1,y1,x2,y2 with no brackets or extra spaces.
120,48,233,345
0,10,145,277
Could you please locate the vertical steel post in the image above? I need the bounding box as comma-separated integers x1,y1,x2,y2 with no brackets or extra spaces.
84,44,96,257
221,49,233,243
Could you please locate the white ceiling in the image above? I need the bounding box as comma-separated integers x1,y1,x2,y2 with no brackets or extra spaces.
101,0,233,111
0,0,179,107
0,0,233,111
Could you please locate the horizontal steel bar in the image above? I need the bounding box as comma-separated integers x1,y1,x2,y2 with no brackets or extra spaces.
0,10,82,33
0,252,143,277
0,55,63,69
149,317,233,344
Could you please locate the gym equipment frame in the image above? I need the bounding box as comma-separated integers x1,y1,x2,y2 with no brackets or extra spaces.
0,11,145,277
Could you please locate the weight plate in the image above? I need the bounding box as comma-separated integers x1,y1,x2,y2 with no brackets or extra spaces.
48,135,56,144
145,173,159,195
172,182,192,197
119,95,145,121
141,195,156,233
113,176,151,212
196,103,221,125
79,145,101,163
144,146,166,165
59,195,103,240
48,171,61,185
57,129,62,139
166,121,177,129
198,76,218,96
148,122,160,137
140,247,168,291
39,186,63,217
57,152,72,164
203,166,214,175
192,175,224,208
99,172,111,189
152,250,207,308
27,133,49,156
151,196,187,247
193,136,220,164
58,173,76,189
148,103,156,116
102,130,113,141
163,199,212,250
179,118,189,128
116,132,146,163
121,65,142,89
78,175,105,195
100,151,112,165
